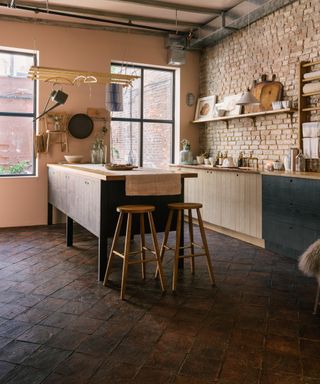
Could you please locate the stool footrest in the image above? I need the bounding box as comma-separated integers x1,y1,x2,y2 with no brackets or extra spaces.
128,258,160,265
163,242,204,253
177,253,207,259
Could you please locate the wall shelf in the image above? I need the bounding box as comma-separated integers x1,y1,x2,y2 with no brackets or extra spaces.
192,108,297,127
298,60,320,150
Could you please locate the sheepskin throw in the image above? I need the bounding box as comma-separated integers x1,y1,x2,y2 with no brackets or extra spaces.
298,239,320,277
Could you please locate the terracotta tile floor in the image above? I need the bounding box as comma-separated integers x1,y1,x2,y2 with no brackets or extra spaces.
0,224,319,383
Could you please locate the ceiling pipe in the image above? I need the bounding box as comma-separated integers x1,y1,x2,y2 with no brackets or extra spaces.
0,2,188,34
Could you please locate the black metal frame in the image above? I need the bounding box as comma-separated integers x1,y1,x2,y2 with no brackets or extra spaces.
0,49,37,177
111,63,176,167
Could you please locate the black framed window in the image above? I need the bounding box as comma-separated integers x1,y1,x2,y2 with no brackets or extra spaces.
110,63,175,168
0,48,36,176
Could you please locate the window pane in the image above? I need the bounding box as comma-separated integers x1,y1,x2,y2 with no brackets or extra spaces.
110,121,140,165
0,116,34,175
0,52,34,113
143,123,172,168
111,65,141,119
143,69,173,120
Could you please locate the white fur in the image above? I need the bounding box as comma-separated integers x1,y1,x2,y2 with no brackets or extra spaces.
298,239,320,277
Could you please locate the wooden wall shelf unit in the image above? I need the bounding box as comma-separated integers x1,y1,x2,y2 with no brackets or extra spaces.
192,108,296,128
298,60,320,149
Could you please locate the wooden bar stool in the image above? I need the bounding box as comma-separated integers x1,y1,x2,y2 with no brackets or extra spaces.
160,202,215,291
103,205,166,300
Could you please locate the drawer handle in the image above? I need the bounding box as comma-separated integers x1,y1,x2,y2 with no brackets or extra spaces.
85,181,89,185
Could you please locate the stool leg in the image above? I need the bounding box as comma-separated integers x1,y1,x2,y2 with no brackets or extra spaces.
155,209,173,279
188,208,195,274
148,212,166,292
196,208,215,286
313,280,320,314
121,213,132,300
173,209,182,291
140,213,146,280
103,212,124,286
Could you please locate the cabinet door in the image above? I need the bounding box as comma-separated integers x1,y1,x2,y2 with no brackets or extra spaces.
79,177,101,237
185,169,262,239
262,175,320,258
67,175,101,237
48,167,67,213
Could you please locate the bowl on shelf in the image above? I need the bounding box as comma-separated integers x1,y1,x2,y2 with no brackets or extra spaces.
64,155,83,164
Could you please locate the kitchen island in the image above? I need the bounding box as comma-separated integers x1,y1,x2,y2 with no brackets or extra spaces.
47,164,197,280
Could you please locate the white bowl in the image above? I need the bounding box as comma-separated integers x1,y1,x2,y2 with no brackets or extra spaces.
217,109,227,117
64,155,83,164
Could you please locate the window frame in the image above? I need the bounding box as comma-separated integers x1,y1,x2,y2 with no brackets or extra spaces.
111,63,175,167
0,48,37,177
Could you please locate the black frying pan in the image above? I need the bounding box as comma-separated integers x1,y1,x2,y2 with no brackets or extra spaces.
68,114,93,139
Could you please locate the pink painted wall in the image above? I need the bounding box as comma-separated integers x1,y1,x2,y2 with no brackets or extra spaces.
0,20,200,227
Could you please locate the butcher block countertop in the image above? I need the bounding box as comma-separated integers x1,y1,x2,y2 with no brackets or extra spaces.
171,164,320,180
47,163,198,181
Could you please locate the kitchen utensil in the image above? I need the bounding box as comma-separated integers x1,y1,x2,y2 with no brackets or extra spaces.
68,114,93,139
290,148,299,171
64,155,83,163
244,76,283,113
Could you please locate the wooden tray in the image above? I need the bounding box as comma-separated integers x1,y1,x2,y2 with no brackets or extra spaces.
105,164,136,171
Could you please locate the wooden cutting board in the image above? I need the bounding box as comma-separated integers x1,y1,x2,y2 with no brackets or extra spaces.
244,80,283,113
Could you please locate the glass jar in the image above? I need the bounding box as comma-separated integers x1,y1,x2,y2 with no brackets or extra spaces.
179,147,193,165
295,150,306,172
91,144,105,164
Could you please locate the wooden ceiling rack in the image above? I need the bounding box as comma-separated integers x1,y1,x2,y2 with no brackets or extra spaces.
28,66,139,87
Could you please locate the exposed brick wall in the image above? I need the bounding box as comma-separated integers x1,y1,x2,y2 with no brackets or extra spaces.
199,0,320,165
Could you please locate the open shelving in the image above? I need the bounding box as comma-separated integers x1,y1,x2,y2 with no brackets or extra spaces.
298,60,320,149
192,108,297,127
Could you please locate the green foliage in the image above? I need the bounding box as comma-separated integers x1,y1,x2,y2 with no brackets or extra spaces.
0,160,30,175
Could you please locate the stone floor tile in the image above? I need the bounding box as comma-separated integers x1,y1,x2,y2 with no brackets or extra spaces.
89,360,139,384
46,328,89,350
0,319,32,338
0,365,50,384
14,307,51,324
54,352,103,380
17,324,60,344
21,345,71,371
260,370,303,383
0,340,40,363
133,367,173,384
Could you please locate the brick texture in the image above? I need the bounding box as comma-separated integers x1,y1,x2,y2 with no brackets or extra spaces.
199,0,320,165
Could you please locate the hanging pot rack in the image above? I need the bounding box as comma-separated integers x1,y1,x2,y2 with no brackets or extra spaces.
28,66,139,87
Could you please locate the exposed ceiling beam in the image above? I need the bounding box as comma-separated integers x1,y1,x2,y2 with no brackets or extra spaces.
0,13,165,36
110,0,221,15
0,2,181,33
14,0,201,28
190,0,299,48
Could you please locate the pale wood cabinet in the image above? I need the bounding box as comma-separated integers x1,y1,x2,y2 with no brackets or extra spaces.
182,167,262,239
48,168,101,236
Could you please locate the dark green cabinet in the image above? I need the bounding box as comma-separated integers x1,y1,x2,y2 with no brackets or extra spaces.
262,175,320,258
